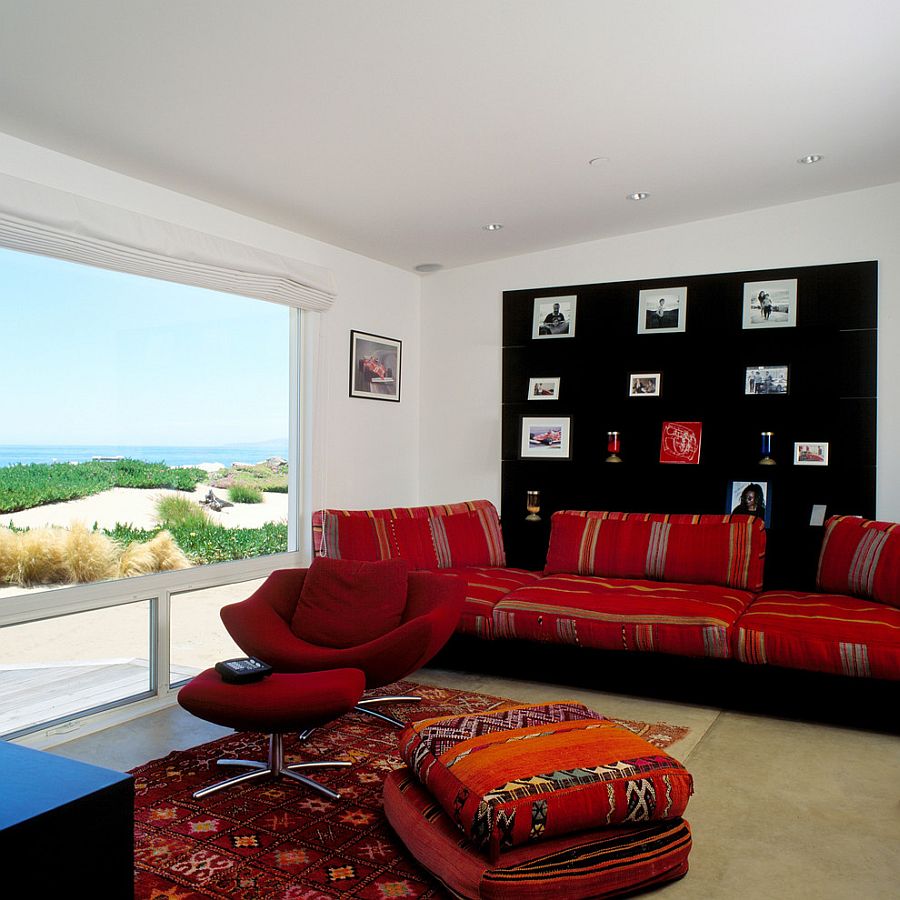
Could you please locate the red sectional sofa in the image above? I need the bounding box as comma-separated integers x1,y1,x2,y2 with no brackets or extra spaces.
313,502,900,682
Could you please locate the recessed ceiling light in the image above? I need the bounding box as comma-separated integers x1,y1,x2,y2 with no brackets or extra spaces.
626,192,649,201
414,263,443,273
482,223,504,231
797,154,824,164
588,156,610,166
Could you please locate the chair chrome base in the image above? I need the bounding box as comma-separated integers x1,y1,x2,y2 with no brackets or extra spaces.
354,694,422,728
193,732,351,800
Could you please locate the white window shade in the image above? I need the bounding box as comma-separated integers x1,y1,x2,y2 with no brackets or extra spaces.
0,173,336,310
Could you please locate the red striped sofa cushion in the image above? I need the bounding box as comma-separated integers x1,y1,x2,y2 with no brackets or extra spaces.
399,702,692,861
442,566,543,639
734,590,900,680
383,768,692,899
493,574,754,659
816,515,900,609
313,500,507,569
544,511,766,591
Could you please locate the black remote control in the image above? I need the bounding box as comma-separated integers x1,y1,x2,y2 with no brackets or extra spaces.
215,657,273,683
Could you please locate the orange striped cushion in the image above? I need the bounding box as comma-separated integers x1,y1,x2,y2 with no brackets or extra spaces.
399,702,692,860
817,516,900,609
545,511,766,591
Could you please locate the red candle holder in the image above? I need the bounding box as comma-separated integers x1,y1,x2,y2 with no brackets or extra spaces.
606,431,622,463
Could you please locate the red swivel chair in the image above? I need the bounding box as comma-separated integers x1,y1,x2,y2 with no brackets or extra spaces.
220,566,465,727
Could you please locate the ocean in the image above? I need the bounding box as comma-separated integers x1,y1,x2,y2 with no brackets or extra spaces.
0,441,290,469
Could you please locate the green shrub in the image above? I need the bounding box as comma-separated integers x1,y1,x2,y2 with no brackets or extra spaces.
228,485,264,504
156,494,211,530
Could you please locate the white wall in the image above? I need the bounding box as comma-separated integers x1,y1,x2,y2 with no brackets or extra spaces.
0,133,423,510
420,182,900,520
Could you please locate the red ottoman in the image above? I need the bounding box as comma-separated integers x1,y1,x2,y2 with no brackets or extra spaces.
177,667,364,800
384,770,691,899
386,701,693,898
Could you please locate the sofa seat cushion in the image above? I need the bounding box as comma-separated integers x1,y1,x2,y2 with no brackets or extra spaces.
493,574,755,658
383,768,692,899
734,591,900,680
440,566,543,638
398,702,692,861
544,511,766,591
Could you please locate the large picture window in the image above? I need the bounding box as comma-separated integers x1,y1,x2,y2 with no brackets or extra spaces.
0,244,307,739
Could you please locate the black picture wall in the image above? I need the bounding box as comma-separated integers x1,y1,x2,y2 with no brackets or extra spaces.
501,261,878,589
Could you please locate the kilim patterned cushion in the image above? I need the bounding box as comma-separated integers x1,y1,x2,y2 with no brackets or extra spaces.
313,500,507,569
544,511,766,591
398,702,693,860
816,515,900,609
493,574,753,658
734,590,900,679
383,768,692,899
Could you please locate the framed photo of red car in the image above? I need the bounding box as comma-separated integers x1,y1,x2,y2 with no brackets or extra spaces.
350,330,401,401
520,416,572,459
794,442,829,466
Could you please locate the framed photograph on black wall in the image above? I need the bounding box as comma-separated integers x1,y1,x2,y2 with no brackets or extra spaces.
742,279,797,328
532,296,577,339
744,364,789,395
637,287,687,334
728,480,771,527
520,416,572,459
527,377,560,400
629,372,661,397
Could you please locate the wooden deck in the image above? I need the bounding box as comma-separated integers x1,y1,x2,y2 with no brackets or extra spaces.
0,659,200,737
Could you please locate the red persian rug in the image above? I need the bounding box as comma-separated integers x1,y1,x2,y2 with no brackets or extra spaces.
132,680,689,899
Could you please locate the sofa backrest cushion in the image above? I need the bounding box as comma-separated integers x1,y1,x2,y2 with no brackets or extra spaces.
313,500,506,569
291,556,409,648
817,515,900,608
544,510,766,591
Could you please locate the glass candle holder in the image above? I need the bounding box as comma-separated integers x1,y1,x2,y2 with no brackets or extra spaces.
760,431,775,465
606,431,622,463
525,489,541,521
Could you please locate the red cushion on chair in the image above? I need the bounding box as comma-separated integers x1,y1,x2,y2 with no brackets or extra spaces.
290,557,409,648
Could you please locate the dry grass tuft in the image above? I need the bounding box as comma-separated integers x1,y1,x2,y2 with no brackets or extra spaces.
0,524,191,587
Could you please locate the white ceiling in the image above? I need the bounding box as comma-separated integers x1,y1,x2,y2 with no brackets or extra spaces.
0,1,898,272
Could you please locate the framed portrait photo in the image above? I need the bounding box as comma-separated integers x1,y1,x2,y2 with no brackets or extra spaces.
742,278,797,329
520,415,572,459
744,364,789,395
532,295,577,339
349,330,401,401
727,479,771,528
629,372,661,397
794,442,829,466
527,377,560,400
637,287,687,334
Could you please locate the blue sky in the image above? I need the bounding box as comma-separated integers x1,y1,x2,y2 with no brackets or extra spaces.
0,247,288,445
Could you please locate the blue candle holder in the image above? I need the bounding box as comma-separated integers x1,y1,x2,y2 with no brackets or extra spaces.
760,431,775,465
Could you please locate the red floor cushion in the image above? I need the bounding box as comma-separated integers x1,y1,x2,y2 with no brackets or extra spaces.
398,702,692,861
734,590,900,680
493,574,754,658
384,768,692,899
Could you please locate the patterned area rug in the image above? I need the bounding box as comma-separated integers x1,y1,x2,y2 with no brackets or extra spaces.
132,680,689,899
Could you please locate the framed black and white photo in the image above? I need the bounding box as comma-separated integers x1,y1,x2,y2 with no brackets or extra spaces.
532,295,577,339
527,377,561,400
794,442,829,466
520,415,572,459
629,372,661,397
349,330,401,401
744,364,789,395
637,287,687,334
742,278,797,329
727,479,771,528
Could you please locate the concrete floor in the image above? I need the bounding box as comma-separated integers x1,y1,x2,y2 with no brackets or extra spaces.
52,666,900,899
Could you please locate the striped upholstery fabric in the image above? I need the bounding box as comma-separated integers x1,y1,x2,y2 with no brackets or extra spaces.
733,590,900,679
493,574,753,658
313,500,507,569
816,515,900,609
383,768,692,899
441,566,543,638
399,702,692,860
544,511,766,591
